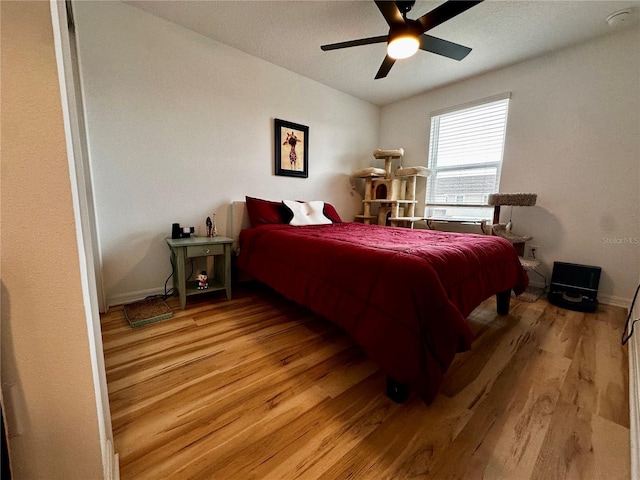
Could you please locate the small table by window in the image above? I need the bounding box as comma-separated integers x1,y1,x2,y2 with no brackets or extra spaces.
166,236,232,309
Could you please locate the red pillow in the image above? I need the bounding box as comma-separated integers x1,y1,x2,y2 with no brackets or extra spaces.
323,203,342,223
245,196,285,227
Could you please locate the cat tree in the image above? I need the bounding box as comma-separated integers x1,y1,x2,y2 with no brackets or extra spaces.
488,192,541,273
352,149,431,228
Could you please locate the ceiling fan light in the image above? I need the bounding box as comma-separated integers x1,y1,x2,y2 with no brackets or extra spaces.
387,35,419,60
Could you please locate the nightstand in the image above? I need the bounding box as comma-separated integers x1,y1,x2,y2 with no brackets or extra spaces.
166,236,233,309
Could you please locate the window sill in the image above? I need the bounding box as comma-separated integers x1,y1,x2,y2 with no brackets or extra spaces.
425,203,489,208
426,217,489,224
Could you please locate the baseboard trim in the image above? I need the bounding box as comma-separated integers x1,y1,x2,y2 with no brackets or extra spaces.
630,333,639,480
112,285,630,310
526,280,630,309
106,287,166,309
104,439,120,480
599,293,632,308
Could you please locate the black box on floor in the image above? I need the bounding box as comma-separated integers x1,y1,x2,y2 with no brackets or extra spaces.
548,261,601,312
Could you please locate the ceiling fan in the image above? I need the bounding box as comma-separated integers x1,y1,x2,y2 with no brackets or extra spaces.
321,0,484,79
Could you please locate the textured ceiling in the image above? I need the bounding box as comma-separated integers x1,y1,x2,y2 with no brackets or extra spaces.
125,1,640,106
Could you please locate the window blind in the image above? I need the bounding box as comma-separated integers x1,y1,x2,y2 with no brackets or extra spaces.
427,95,510,220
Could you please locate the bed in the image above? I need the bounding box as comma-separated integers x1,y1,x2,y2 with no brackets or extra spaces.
232,199,528,404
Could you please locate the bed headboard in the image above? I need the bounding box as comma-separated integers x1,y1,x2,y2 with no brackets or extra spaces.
229,200,250,253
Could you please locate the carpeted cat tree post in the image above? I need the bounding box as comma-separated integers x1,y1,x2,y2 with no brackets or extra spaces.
488,193,543,301
487,193,537,257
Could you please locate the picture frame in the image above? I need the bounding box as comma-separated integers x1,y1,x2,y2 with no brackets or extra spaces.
274,118,308,178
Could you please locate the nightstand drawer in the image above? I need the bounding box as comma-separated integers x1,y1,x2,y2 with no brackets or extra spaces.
186,244,224,258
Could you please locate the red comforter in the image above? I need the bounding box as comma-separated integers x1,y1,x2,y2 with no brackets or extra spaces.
238,222,528,403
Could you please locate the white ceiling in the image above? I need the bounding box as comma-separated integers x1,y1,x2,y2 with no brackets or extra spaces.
125,1,640,106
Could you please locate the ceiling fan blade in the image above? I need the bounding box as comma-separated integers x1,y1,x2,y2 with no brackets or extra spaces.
417,0,483,33
321,35,388,51
375,55,396,79
419,34,472,60
375,0,405,27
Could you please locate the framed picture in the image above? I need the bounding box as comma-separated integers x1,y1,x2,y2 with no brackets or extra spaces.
274,118,308,178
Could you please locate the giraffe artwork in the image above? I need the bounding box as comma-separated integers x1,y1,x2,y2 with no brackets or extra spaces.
284,131,300,169
274,118,309,178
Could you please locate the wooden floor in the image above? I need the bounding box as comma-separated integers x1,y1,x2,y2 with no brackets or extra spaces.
101,283,630,480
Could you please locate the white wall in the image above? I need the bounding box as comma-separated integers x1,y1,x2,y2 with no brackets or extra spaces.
73,1,380,306
1,2,104,478
380,26,640,305
632,274,640,479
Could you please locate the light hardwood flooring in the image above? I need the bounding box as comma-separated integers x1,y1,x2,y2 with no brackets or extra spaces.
101,282,630,479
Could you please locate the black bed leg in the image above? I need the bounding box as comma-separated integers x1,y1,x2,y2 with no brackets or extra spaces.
496,289,511,315
386,376,410,403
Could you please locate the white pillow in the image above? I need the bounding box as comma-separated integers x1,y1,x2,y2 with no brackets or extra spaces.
282,200,332,226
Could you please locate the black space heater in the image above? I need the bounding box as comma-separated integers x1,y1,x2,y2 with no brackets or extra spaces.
548,261,602,312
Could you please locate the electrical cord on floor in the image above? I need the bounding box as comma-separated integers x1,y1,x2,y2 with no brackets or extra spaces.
187,259,194,284
525,250,549,292
164,257,194,297
162,255,175,299
145,257,176,301
621,282,640,345
144,255,194,301
531,269,548,292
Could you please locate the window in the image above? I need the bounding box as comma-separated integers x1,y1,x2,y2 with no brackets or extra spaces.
426,94,510,221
